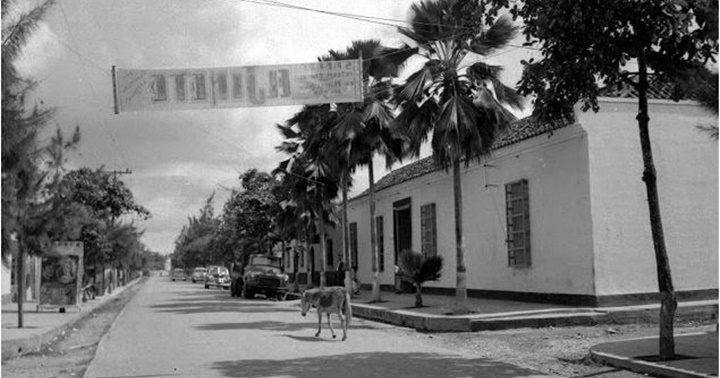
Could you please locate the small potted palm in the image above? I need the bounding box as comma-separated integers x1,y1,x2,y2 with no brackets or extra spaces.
397,250,443,307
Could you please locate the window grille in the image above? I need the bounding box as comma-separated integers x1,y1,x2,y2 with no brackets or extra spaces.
506,179,531,268
421,203,437,256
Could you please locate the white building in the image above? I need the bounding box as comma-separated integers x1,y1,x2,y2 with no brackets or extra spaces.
338,89,717,306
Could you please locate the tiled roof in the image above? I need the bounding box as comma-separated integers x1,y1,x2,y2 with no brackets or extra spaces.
598,76,691,100
353,115,575,199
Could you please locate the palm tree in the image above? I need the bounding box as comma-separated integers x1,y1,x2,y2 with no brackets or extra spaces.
398,250,443,307
275,105,340,288
394,0,523,313
324,40,414,301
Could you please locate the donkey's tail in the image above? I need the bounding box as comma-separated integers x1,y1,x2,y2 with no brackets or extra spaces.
344,290,352,326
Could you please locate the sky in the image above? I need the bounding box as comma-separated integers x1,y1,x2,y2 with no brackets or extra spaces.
13,0,538,255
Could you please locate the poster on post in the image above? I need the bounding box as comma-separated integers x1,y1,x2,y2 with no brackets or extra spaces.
112,58,363,113
37,242,84,310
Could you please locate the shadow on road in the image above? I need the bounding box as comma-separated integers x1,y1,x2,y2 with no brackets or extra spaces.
149,301,298,315
212,352,544,377
194,320,375,332
282,334,331,342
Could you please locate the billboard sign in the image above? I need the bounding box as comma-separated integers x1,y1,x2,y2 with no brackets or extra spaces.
113,59,363,113
38,242,84,309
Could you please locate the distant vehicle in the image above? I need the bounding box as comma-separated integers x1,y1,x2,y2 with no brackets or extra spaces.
171,268,186,281
242,254,289,300
204,265,230,289
191,267,207,283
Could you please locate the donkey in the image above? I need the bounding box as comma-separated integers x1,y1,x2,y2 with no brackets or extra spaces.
300,286,352,341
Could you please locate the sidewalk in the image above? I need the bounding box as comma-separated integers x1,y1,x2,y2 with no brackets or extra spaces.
591,332,718,378
1,278,143,361
347,289,718,378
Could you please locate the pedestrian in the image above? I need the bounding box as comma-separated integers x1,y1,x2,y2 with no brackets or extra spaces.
337,259,345,273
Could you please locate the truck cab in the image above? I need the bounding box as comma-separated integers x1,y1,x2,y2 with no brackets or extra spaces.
240,254,289,300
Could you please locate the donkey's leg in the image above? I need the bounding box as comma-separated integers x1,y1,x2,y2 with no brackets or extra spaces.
337,312,347,341
315,310,322,337
326,313,336,338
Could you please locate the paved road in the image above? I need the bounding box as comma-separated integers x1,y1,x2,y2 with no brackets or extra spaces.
84,276,549,377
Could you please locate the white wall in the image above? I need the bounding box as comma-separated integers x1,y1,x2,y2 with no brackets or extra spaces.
581,99,718,296
348,124,597,295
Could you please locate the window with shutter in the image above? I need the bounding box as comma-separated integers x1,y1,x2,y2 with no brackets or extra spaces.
421,203,437,256
506,179,530,268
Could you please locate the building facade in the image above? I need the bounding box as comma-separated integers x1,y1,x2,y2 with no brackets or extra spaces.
340,95,717,306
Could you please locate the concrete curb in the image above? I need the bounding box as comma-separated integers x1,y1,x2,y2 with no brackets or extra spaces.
350,302,717,333
589,333,717,378
2,278,145,361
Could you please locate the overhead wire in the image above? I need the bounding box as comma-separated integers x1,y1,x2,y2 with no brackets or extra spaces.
237,0,540,52
58,0,131,181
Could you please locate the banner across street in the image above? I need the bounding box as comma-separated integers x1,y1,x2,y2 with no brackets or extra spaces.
112,58,363,113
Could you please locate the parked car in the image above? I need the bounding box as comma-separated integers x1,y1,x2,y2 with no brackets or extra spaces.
171,268,186,281
191,267,207,283
204,265,230,289
242,254,289,300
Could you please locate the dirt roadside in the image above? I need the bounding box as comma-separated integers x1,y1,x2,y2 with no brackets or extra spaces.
407,319,716,377
1,278,147,378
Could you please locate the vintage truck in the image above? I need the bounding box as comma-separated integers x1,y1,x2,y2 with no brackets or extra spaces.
236,254,289,300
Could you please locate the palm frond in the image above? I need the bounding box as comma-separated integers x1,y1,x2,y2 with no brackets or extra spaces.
469,15,517,55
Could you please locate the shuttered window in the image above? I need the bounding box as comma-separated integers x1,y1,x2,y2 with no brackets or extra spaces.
175,75,185,101
152,75,167,101
420,203,437,256
326,238,333,267
506,179,531,268
350,222,358,270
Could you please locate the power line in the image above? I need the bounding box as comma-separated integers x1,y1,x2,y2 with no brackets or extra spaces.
237,0,540,52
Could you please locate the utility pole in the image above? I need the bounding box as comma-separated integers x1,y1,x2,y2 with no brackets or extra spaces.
98,168,132,296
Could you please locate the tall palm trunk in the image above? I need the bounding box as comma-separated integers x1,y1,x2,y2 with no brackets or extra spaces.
342,175,352,294
369,159,382,302
16,240,25,328
319,215,327,288
304,226,313,288
292,243,299,292
452,159,468,314
637,49,676,360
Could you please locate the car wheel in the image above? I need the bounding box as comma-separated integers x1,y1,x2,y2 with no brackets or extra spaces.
276,292,286,301
192,279,195,283
172,279,175,281
204,284,209,289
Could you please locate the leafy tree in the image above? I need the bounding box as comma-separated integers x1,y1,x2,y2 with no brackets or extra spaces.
323,40,412,301
210,169,279,268
511,0,717,359
394,0,523,313
60,167,149,293
2,0,90,327
398,250,443,307
173,194,218,269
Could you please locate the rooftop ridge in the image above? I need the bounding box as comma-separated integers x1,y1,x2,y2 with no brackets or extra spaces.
352,115,575,200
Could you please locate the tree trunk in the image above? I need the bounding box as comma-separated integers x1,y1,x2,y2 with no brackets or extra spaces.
342,176,352,295
319,216,327,288
304,227,313,288
414,283,423,308
452,160,468,314
638,50,676,360
369,159,382,302
292,243,299,292
16,242,24,328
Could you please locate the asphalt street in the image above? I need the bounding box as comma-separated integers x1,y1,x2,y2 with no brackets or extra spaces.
84,276,549,377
